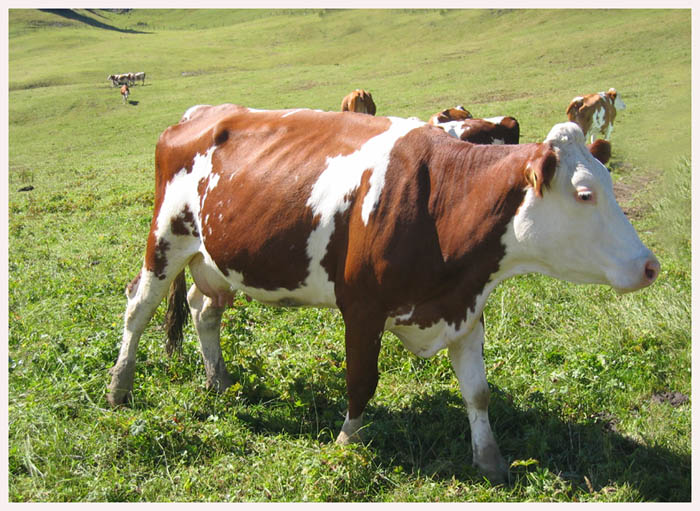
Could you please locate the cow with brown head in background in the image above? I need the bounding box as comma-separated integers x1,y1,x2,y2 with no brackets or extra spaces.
566,87,626,143
341,89,376,115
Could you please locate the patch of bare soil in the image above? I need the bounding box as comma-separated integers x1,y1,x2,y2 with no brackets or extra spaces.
651,391,689,407
610,161,658,221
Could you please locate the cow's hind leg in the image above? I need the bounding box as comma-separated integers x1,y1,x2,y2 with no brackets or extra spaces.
186,284,234,392
107,226,196,406
107,265,181,406
448,318,508,484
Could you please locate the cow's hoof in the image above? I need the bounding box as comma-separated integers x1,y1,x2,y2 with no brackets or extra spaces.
476,457,510,486
335,413,364,445
107,361,135,407
106,388,131,407
206,371,235,394
335,429,363,445
473,442,510,485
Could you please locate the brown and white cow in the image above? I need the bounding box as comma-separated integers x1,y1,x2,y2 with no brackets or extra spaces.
133,71,146,85
120,84,129,104
434,115,521,145
566,88,626,143
341,89,376,115
107,106,659,483
109,73,131,87
587,139,612,166
428,105,472,125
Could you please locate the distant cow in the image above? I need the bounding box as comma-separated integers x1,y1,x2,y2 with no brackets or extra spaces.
107,106,659,484
341,89,376,115
566,88,626,143
120,84,130,104
133,72,146,85
428,105,472,125
109,73,131,87
435,115,520,145
587,139,612,166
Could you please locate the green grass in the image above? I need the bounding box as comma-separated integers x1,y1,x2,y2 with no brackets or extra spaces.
7,8,691,502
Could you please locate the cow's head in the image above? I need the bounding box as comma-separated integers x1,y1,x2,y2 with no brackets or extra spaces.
511,122,658,293
606,88,626,111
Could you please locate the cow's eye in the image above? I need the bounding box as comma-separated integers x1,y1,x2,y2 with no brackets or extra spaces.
576,188,595,203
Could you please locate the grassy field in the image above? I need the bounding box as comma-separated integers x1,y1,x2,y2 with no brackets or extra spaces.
6,8,691,502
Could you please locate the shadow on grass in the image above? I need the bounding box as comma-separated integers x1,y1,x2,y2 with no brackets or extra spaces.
233,382,690,501
38,9,151,34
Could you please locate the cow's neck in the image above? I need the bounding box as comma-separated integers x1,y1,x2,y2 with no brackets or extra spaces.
435,144,537,302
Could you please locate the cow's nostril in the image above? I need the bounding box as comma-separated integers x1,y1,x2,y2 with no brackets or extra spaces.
644,259,660,283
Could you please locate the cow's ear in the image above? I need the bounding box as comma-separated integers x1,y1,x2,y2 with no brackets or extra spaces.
525,146,558,197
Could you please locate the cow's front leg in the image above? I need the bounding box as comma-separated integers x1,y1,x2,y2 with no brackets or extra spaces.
448,317,508,484
336,307,384,445
187,284,234,393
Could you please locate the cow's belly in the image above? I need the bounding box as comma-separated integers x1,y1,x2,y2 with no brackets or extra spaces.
190,243,338,308
385,313,478,358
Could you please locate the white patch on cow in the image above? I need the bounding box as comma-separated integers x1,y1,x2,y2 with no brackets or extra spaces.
590,107,607,139
388,317,468,358
208,172,220,191
181,104,210,122
151,147,219,276
435,120,468,140
282,109,305,118
385,277,505,359
156,148,216,238
307,117,424,226
482,116,505,124
491,138,505,145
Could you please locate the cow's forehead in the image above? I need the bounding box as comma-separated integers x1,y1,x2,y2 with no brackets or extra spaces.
544,122,612,187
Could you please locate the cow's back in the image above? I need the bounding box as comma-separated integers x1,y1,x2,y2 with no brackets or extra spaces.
155,107,418,301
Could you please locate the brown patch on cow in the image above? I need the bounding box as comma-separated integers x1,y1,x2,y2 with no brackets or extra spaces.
145,227,170,280
126,270,142,298
194,108,390,291
170,205,199,237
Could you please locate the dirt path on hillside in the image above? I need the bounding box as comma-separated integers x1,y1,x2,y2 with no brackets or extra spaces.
611,162,658,221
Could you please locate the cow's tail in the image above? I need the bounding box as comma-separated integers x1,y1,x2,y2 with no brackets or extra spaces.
164,270,189,356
